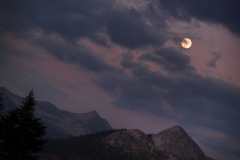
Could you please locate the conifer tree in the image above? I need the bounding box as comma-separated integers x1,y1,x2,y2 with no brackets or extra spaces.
0,93,3,112
0,93,4,159
2,90,47,160
19,89,47,159
1,108,21,159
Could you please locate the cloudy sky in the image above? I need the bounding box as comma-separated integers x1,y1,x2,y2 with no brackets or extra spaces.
0,0,240,159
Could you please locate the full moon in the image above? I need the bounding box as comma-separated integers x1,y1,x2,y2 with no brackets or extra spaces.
181,38,192,49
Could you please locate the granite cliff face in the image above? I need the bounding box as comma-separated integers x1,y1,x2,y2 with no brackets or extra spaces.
152,125,207,160
0,87,112,138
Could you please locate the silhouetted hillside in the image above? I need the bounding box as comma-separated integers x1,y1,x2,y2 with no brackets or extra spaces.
0,87,112,138
39,129,168,160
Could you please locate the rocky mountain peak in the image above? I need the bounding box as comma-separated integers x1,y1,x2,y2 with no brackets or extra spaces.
164,125,185,132
87,110,99,117
152,125,207,160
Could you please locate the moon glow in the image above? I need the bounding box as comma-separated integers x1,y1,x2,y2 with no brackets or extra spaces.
181,38,192,49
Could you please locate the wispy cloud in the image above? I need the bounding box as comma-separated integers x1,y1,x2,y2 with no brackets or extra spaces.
207,52,221,68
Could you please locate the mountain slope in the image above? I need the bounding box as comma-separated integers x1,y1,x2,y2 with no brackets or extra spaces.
0,87,112,138
152,125,207,160
39,129,168,160
39,127,208,160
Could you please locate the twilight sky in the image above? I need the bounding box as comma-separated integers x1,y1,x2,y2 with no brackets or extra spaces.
0,0,240,159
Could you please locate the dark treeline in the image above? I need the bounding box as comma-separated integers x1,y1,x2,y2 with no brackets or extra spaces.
0,90,46,160
41,129,135,160
40,129,167,160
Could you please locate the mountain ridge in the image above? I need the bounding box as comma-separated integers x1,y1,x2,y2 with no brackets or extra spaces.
39,127,210,160
0,87,214,160
0,87,112,138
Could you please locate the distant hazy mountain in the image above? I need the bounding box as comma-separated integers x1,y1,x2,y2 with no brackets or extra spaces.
152,125,207,160
0,87,112,138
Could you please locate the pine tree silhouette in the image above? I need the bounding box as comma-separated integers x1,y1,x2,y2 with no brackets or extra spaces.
2,90,47,160
0,93,4,159
0,93,3,111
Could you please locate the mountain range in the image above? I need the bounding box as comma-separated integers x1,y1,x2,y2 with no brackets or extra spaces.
0,87,215,160
0,87,112,138
39,126,212,160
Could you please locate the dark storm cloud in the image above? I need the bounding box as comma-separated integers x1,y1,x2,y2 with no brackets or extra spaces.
120,53,175,89
34,0,111,42
139,47,195,72
95,48,240,153
207,52,221,68
199,135,240,157
0,0,111,39
0,0,167,48
0,39,43,63
33,36,114,72
0,0,168,98
95,70,173,115
167,74,240,137
188,123,240,157
94,52,175,114
158,0,240,34
106,7,166,48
